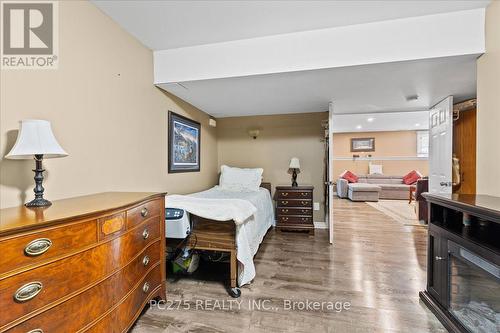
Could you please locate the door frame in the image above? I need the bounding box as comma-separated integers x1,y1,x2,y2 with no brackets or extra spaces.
327,102,334,244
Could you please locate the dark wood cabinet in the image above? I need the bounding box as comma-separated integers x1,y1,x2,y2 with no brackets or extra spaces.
427,229,448,306
0,192,166,333
420,193,500,333
275,186,314,233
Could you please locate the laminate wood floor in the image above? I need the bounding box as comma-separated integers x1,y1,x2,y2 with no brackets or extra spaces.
132,199,445,333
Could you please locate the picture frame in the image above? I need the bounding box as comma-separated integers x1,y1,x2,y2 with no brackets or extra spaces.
350,137,375,152
168,111,201,173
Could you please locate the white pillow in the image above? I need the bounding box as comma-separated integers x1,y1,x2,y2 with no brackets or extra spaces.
219,165,263,192
369,163,383,175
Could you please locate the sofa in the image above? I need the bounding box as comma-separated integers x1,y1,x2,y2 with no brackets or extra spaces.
337,174,414,201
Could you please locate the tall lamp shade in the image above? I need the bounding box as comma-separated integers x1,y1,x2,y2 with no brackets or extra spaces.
6,120,68,207
288,157,301,187
289,157,301,171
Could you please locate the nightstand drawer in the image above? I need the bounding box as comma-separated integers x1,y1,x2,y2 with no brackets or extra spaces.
277,191,312,199
277,207,312,216
277,215,312,224
277,199,312,208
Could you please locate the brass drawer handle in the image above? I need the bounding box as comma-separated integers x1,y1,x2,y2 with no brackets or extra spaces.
282,217,288,221
27,330,44,333
142,229,149,240
301,201,308,206
14,282,43,302
24,238,52,257
301,193,308,197
282,209,289,213
141,207,149,218
302,210,308,214
142,282,150,293
282,193,288,197
142,255,150,266
302,218,308,222
282,201,288,205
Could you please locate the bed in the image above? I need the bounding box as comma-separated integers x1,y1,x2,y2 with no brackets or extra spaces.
166,172,274,298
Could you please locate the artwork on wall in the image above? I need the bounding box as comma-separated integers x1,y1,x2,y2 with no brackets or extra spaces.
350,137,375,152
168,111,201,173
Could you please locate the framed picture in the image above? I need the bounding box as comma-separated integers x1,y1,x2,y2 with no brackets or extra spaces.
350,137,375,152
168,111,201,173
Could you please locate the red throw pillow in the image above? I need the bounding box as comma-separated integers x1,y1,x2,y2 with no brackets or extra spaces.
403,170,422,185
341,170,358,183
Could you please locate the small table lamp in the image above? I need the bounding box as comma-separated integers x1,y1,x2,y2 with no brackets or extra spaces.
288,157,301,187
6,120,68,207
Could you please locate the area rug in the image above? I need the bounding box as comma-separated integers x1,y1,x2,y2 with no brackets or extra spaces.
366,200,427,227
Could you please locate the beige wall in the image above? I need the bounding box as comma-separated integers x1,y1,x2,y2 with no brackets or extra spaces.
477,1,500,197
0,1,218,208
332,131,428,177
217,113,327,222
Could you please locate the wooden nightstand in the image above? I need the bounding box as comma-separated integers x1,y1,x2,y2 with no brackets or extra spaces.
275,185,314,233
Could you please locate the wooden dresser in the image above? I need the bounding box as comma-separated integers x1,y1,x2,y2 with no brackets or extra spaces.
275,186,314,233
0,192,166,333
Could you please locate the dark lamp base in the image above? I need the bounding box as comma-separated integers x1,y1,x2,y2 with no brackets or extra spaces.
26,154,52,208
25,198,52,207
291,169,298,187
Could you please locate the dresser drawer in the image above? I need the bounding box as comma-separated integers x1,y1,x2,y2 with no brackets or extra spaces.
99,212,126,241
277,215,313,225
85,265,161,333
114,265,162,333
6,243,161,333
0,217,160,328
277,199,312,208
127,198,162,228
0,220,97,277
277,191,312,199
277,207,312,216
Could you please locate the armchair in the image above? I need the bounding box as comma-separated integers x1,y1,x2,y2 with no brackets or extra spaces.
415,178,429,223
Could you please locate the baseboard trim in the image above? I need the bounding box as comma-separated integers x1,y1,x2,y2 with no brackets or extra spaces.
314,221,328,229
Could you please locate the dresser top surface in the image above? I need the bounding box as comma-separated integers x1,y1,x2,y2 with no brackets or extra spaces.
0,192,166,236
276,185,314,190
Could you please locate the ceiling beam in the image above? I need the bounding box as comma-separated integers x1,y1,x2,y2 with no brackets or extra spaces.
154,9,485,84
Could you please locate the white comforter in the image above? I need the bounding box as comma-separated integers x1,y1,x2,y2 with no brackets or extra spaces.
166,186,275,286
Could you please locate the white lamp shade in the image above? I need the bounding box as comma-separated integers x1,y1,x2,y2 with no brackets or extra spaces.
289,157,300,170
6,120,68,159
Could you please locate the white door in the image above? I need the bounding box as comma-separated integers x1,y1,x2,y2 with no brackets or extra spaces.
429,96,453,195
327,103,334,244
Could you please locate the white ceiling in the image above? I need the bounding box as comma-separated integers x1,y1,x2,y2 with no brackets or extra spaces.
158,55,478,117
92,0,489,50
332,111,429,133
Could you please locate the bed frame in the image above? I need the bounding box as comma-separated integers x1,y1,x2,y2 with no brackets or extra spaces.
186,182,272,298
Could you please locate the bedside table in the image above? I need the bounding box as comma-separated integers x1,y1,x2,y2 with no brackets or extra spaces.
275,185,314,233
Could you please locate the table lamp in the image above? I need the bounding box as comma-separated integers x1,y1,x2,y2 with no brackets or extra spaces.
288,157,301,187
6,120,68,207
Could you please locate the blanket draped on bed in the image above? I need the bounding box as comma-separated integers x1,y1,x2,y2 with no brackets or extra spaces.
166,186,275,286
166,195,257,225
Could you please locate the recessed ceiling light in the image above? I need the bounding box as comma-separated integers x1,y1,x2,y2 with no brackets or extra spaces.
356,125,362,129
367,117,375,122
415,123,421,127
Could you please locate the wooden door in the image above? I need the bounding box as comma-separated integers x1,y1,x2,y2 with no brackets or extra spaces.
453,105,477,194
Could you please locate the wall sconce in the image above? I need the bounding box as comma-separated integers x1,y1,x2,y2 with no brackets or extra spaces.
248,129,260,139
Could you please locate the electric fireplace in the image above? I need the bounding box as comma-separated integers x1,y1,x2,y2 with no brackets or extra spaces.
448,241,499,333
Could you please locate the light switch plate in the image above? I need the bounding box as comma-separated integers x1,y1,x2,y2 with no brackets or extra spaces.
313,202,320,211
